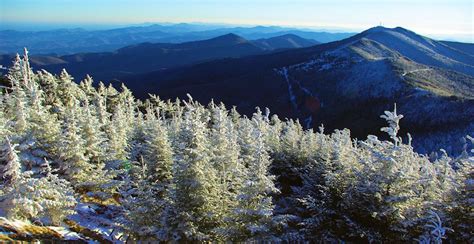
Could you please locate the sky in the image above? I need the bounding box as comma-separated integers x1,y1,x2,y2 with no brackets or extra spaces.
0,0,472,40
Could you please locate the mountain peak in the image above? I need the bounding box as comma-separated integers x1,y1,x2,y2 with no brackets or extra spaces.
217,33,245,39
362,26,415,37
272,33,300,39
343,26,474,76
209,33,249,44
364,26,397,34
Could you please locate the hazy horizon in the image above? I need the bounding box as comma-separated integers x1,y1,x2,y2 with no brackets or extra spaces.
0,0,472,43
0,21,472,43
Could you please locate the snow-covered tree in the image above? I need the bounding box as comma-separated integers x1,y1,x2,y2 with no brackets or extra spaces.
9,85,29,133
78,100,107,164
143,110,173,184
208,101,245,238
56,99,110,191
0,51,471,242
57,100,90,184
170,104,221,241
119,160,162,239
380,104,404,146
56,69,82,107
94,82,111,127
0,96,10,142
224,116,278,241
6,54,23,87
106,99,130,162
120,108,176,240
444,136,474,242
0,138,21,186
0,139,76,225
27,81,61,161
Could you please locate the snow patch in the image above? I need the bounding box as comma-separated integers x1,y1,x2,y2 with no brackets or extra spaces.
304,116,313,128
319,63,332,71
49,227,83,241
276,67,298,109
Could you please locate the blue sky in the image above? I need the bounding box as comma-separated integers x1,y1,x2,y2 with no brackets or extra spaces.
0,0,472,37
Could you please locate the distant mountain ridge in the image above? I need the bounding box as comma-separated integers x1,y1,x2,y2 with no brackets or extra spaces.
358,26,474,76
253,34,319,50
0,23,348,55
0,33,319,81
441,40,474,56
121,26,474,154
1,26,473,154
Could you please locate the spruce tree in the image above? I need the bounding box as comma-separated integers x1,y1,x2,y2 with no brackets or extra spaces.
208,102,247,239
28,80,61,160
6,54,22,87
143,110,173,184
9,84,29,133
57,100,90,185
171,105,220,240
0,138,21,186
56,69,79,107
229,118,278,241
119,107,176,239
0,140,76,225
78,100,107,164
93,83,110,128
0,96,9,140
106,106,128,162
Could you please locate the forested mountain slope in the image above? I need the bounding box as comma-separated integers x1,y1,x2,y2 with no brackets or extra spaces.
0,49,472,242
0,33,319,83
125,26,474,154
0,24,350,55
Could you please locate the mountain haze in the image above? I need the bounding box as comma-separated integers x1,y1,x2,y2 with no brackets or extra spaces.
123,26,474,154
253,34,320,50
0,23,350,55
0,33,320,81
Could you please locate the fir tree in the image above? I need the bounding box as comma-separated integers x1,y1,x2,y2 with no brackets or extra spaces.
208,101,245,237
9,84,29,133
120,108,176,239
57,100,89,183
143,109,173,184
171,105,220,240
27,80,61,160
229,120,278,241
57,69,86,107
78,100,107,164
0,96,9,140
0,138,21,186
106,99,130,162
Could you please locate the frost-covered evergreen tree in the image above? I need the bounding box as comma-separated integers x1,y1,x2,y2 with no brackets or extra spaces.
0,97,10,144
9,84,29,134
57,99,110,191
0,138,21,186
56,69,82,107
0,139,76,225
208,101,245,238
119,160,161,239
106,99,130,162
143,109,174,185
227,119,278,241
27,80,61,162
170,103,220,240
78,100,107,164
0,50,471,242
120,108,175,240
6,54,23,87
444,136,474,242
94,82,111,127
57,100,90,185
380,104,404,146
